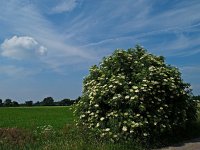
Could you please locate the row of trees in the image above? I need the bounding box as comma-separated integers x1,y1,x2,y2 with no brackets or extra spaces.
0,97,80,107
0,99,19,107
0,95,199,107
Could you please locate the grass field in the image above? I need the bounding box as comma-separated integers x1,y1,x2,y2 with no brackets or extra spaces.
0,106,74,129
0,106,144,150
0,106,200,150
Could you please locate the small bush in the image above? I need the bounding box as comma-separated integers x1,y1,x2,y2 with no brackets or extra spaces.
74,45,198,143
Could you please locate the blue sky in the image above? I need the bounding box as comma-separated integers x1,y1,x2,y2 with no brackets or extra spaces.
0,0,200,102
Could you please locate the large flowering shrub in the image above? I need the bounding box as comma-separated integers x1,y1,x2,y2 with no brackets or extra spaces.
74,45,197,142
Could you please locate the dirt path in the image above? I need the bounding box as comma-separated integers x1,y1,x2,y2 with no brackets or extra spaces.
156,138,200,150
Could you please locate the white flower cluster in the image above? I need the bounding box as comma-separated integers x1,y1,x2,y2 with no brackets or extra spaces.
74,46,197,142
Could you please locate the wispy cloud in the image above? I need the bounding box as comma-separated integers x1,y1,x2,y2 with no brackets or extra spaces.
1,0,199,71
0,0,96,74
60,0,200,57
0,0,200,100
180,66,200,75
0,65,41,77
52,0,77,13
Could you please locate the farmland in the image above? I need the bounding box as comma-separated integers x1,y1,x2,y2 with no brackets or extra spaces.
0,106,200,150
0,106,74,129
0,106,144,150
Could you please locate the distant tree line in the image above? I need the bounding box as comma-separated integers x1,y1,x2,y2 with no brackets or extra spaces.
0,99,19,107
0,96,80,107
0,95,199,108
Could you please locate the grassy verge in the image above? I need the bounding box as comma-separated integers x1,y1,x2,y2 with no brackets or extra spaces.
0,124,144,150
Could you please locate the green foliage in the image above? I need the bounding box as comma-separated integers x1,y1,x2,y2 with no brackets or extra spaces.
12,101,19,107
74,45,198,142
0,99,2,107
42,97,54,106
193,95,200,101
25,101,33,106
4,99,12,107
59,99,75,106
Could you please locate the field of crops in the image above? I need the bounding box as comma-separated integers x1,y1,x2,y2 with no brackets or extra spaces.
0,106,74,129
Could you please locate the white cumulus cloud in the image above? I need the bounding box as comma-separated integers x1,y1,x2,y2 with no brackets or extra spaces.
52,0,77,13
1,36,47,60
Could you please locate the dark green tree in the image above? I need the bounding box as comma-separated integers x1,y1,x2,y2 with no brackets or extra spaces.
0,99,2,107
12,101,19,107
42,97,54,106
0,99,3,107
75,96,81,103
34,101,41,106
59,99,74,106
193,95,200,100
25,101,33,106
4,99,12,107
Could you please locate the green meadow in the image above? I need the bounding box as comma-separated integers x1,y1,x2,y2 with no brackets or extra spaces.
0,106,144,150
0,106,74,129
